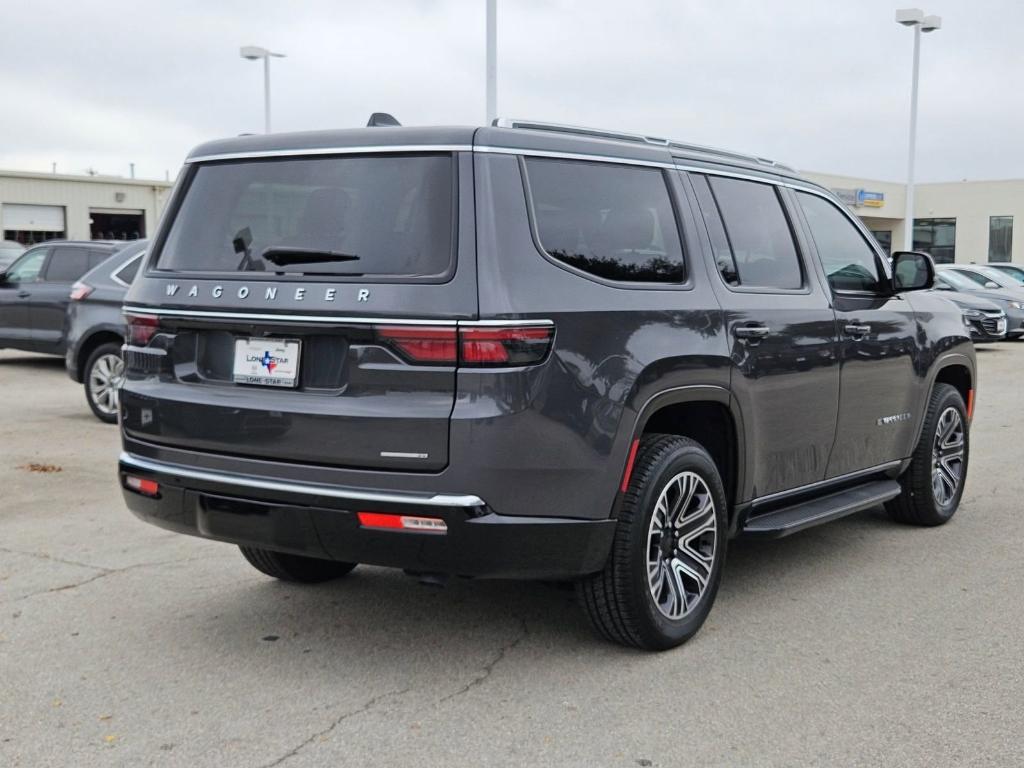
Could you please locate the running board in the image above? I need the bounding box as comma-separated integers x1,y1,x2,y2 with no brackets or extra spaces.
741,480,901,539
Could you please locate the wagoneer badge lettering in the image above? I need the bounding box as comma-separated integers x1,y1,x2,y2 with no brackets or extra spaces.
164,284,372,303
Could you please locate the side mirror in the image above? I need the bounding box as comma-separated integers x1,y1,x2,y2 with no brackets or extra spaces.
934,281,953,290
984,281,1000,289
891,251,935,292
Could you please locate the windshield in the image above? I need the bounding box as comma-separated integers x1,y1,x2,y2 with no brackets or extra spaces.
972,266,1017,288
156,153,455,279
937,270,983,291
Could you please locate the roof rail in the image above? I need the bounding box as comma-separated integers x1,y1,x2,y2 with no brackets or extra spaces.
492,117,794,173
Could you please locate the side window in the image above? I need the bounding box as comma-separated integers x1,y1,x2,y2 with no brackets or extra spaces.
115,255,143,284
797,192,882,292
525,158,685,283
706,176,803,290
690,175,739,285
5,248,48,282
43,247,90,283
88,249,113,269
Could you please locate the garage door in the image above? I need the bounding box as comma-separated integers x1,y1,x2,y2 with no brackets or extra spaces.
2,204,66,232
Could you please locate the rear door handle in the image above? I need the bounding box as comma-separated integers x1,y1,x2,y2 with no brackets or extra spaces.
844,323,871,338
17,290,30,299
733,324,770,342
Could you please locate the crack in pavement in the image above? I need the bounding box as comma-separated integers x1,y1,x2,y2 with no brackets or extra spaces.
258,687,411,768
4,551,224,603
439,616,530,703
0,545,110,573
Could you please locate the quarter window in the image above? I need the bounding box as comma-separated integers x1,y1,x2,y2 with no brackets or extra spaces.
525,158,685,283
797,192,882,292
705,176,802,290
115,255,142,284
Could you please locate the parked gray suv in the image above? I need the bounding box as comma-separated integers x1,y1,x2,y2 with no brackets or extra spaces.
118,120,976,649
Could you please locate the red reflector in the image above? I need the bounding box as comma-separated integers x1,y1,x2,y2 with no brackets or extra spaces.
357,511,447,533
459,325,554,366
620,438,641,493
126,313,160,345
377,326,457,364
125,476,160,496
966,389,975,420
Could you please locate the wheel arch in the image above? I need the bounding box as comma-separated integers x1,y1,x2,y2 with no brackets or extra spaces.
912,352,976,449
627,386,746,532
77,328,125,381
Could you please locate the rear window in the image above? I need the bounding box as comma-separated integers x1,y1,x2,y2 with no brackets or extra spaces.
155,154,455,279
525,158,685,284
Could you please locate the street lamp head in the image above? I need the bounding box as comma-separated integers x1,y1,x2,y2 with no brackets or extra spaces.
240,45,285,60
895,8,924,26
921,14,942,32
240,45,269,60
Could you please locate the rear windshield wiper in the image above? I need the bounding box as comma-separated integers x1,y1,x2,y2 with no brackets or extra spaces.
260,247,362,267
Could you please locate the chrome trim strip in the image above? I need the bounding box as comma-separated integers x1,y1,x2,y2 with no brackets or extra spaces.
752,461,903,506
122,306,556,328
474,145,678,170
119,452,485,508
122,306,460,326
459,318,555,327
187,144,473,163
379,451,429,459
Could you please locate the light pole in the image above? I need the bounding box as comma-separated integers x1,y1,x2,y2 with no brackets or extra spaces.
486,0,497,124
895,9,941,252
240,45,286,133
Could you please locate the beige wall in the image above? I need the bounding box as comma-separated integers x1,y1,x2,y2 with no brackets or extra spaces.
803,171,1024,264
0,170,173,241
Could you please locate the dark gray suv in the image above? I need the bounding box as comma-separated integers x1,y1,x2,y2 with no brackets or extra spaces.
118,120,976,649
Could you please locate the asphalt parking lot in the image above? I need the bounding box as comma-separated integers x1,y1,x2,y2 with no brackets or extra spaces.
2,344,1023,768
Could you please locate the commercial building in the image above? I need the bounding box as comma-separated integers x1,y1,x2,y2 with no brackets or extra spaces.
803,172,1022,264
0,170,173,245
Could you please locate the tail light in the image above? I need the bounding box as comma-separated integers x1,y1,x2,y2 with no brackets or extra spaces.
124,476,160,497
376,326,457,364
126,313,160,345
377,323,554,367
69,282,93,301
459,326,553,366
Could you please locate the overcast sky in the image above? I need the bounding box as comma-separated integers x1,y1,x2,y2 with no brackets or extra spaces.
0,0,1019,183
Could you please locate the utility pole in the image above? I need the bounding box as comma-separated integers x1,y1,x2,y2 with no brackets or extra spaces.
486,0,497,124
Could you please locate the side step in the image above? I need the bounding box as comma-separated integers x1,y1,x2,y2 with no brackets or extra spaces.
741,479,901,539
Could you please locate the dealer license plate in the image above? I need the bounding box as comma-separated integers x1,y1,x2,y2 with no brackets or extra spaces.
232,338,301,388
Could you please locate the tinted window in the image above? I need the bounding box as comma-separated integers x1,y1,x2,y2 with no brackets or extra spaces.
157,154,454,280
797,192,882,292
115,255,142,284
690,175,738,285
526,158,684,283
706,177,802,289
43,247,90,282
6,248,48,282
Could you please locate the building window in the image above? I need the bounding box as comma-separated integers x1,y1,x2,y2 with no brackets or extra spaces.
870,230,892,256
989,216,1013,263
913,218,956,264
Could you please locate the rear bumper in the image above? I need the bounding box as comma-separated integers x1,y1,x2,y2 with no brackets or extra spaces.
119,452,615,580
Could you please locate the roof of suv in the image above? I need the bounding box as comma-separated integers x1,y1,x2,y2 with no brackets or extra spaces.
185,120,804,183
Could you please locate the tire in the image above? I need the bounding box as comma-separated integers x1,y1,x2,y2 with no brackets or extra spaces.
239,546,357,583
83,342,125,424
885,383,969,526
577,434,728,650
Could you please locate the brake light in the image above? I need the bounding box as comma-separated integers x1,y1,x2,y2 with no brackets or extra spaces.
376,322,554,367
377,326,458,363
69,282,93,301
126,313,160,345
125,476,160,497
459,325,554,366
357,511,448,533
